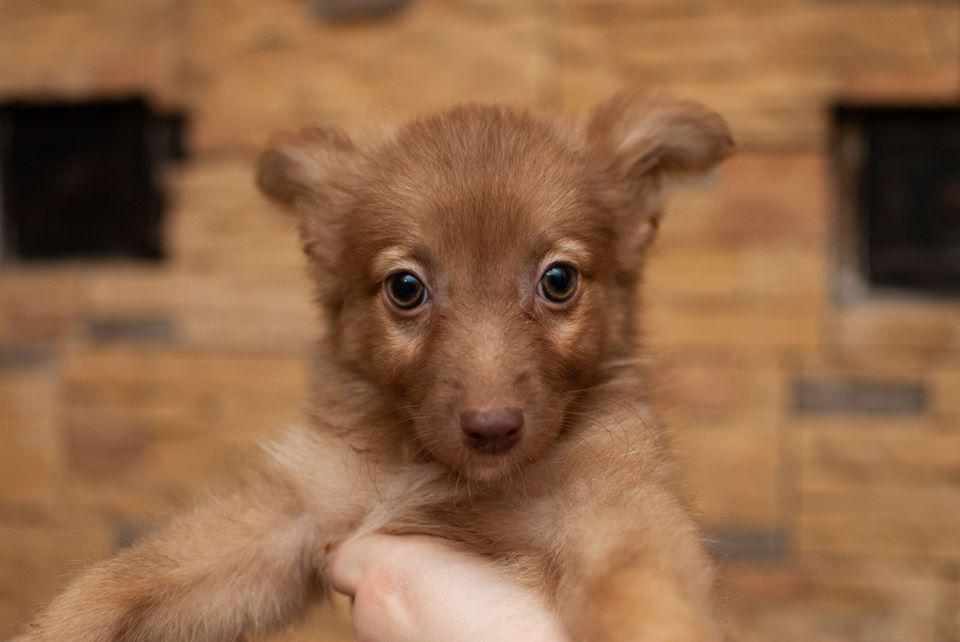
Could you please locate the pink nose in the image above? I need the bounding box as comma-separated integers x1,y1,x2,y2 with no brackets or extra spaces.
460,407,524,454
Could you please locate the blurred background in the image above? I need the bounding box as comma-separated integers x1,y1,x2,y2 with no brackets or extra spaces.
0,1,958,640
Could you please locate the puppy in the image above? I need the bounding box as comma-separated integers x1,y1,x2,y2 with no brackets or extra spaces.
17,91,733,642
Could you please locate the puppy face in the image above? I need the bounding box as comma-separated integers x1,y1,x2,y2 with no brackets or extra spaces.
258,93,732,481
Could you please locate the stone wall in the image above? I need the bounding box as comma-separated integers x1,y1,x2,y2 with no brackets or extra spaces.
0,1,958,640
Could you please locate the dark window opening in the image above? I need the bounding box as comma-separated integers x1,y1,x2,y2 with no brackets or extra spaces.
833,105,960,297
0,97,188,262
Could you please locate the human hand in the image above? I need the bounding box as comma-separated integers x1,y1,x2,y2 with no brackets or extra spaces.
329,534,569,642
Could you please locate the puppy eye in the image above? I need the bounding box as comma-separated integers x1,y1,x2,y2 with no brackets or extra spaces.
538,263,579,304
385,271,428,310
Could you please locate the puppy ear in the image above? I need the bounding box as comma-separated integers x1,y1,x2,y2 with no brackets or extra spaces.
587,92,734,259
257,126,358,210
257,126,360,266
587,92,734,181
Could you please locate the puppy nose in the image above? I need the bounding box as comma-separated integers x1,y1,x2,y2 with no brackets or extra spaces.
460,407,524,455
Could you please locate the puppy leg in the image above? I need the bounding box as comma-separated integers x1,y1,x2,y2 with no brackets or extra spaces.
17,427,384,642
556,482,720,642
18,469,318,642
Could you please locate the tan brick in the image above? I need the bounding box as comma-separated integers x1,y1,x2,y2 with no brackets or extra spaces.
796,419,960,491
647,299,821,351
560,0,821,9
0,264,316,351
0,0,187,103
719,558,945,642
0,269,88,343
655,351,785,428
672,421,782,530
932,369,960,420
792,397,960,563
0,506,112,639
169,161,306,277
647,246,825,302
0,369,61,507
550,3,960,148
186,0,550,152
797,484,960,560
62,413,270,519
789,352,960,422
792,350,948,381
829,301,960,355
659,153,828,251
59,346,310,518
61,347,310,439
791,353,960,426
79,268,317,352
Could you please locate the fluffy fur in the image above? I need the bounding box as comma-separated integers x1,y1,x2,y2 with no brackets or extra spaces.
18,91,733,642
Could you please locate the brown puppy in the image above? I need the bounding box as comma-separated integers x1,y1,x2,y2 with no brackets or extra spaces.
18,91,733,642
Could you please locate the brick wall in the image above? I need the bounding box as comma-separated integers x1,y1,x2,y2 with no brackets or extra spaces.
0,2,958,640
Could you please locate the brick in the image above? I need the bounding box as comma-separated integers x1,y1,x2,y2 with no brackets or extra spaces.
176,306,317,353
59,346,311,518
647,299,821,351
0,0,188,104
940,572,960,642
0,507,112,639
654,351,785,428
659,153,828,251
62,410,268,519
110,516,160,552
706,527,788,563
0,264,317,352
796,419,960,490
0,269,88,343
647,246,825,303
80,269,317,352
932,369,960,419
309,0,410,22
169,161,307,277
559,0,830,11
788,356,959,426
797,484,960,560
85,316,178,344
186,0,550,153
792,407,960,560
0,369,61,507
791,377,928,417
550,3,960,149
792,349,955,382
829,301,960,355
719,558,945,642
672,421,782,530
0,346,55,370
61,347,310,439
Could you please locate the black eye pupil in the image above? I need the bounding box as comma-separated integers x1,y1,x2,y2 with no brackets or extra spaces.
541,264,578,303
387,272,426,309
